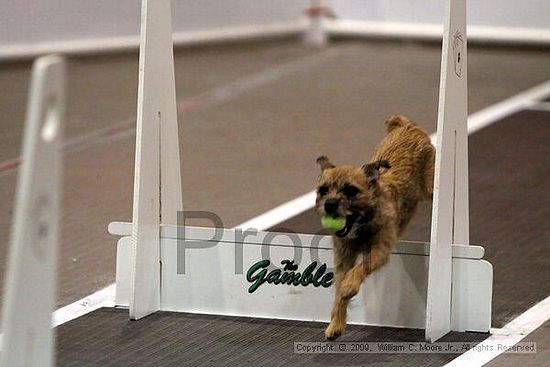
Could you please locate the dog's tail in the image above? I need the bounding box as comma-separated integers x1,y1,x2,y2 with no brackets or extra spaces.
385,115,413,132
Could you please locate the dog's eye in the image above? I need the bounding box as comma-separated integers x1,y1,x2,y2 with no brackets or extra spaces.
318,185,329,196
342,185,359,198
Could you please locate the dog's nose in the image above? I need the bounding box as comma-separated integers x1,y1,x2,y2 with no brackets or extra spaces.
324,199,339,214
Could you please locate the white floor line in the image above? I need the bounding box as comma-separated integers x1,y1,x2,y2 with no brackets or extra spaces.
2,80,548,353
0,284,116,351
465,79,550,135
443,296,550,367
235,191,318,231
523,100,550,112
52,284,116,327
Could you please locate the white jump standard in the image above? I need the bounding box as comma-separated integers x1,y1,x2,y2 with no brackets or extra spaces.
0,56,65,367
109,0,493,342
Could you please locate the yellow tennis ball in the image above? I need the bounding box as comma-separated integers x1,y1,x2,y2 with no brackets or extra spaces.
321,215,346,231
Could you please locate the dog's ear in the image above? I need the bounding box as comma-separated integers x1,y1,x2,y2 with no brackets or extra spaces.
316,156,335,171
362,160,391,185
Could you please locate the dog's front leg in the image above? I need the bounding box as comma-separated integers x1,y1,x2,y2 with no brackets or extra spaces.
325,249,356,340
339,230,396,300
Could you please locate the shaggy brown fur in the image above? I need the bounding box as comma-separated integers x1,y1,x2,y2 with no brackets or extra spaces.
315,115,435,340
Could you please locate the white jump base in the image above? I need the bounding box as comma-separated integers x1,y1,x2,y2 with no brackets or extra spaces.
110,223,492,333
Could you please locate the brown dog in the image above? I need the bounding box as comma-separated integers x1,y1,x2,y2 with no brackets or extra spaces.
315,115,435,340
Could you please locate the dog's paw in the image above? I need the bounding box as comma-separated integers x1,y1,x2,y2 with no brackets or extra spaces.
325,323,344,341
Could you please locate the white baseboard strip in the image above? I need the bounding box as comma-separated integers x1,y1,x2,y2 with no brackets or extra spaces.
0,20,307,62
2,18,550,62
328,20,550,46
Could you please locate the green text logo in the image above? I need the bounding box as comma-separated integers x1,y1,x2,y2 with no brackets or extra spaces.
246,259,333,293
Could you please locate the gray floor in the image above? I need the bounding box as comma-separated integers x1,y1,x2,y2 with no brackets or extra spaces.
0,39,549,366
1,40,550,309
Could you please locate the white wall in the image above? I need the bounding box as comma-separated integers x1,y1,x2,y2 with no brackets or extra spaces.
1,1,141,46
332,0,550,30
0,0,309,58
1,0,549,59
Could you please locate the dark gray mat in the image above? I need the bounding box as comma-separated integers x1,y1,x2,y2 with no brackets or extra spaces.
56,308,487,367
271,110,550,328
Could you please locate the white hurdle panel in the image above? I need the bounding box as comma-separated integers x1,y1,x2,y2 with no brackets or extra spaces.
1,56,65,367
117,0,492,343
111,223,492,333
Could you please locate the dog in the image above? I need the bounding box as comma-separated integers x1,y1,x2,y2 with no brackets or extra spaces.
315,115,435,340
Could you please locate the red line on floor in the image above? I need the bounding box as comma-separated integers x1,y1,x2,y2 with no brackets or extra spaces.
0,158,21,173
0,94,214,175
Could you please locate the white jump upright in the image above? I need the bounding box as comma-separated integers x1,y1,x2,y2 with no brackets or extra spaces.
426,0,470,342
111,0,492,342
303,0,329,47
0,56,65,367
130,0,183,320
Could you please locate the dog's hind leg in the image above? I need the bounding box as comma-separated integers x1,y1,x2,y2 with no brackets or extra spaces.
421,144,435,199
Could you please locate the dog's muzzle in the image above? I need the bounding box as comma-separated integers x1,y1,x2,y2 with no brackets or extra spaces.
335,212,359,237
324,199,339,215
